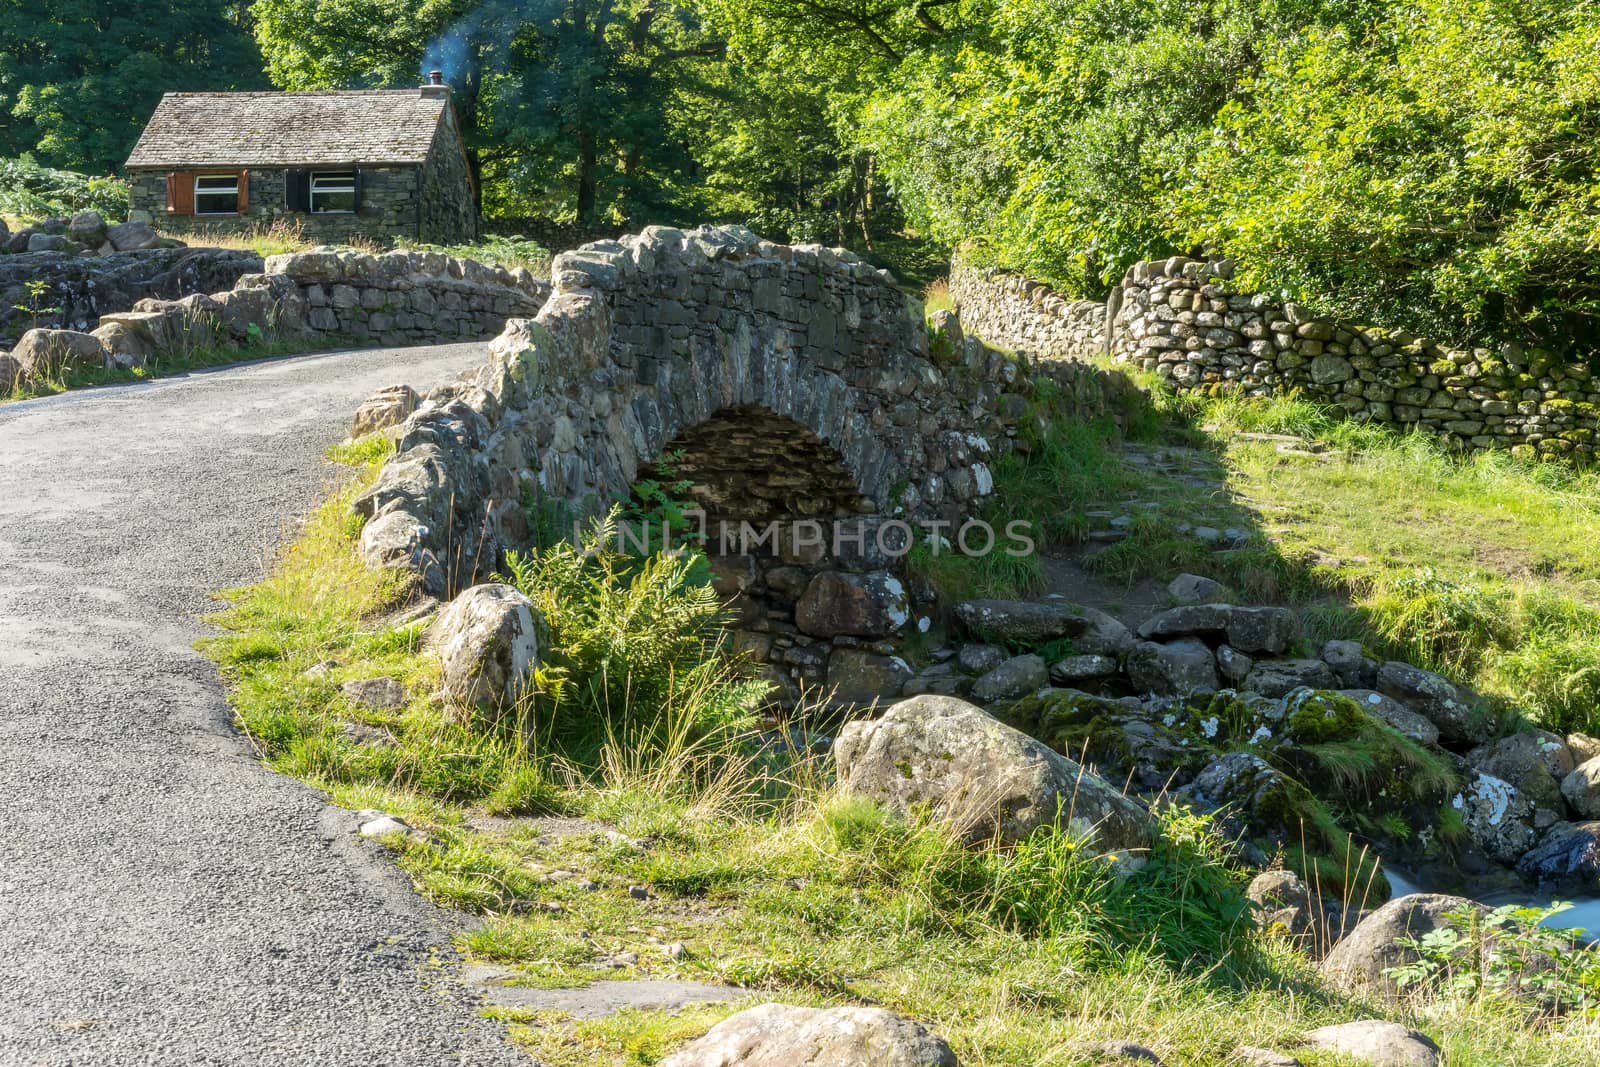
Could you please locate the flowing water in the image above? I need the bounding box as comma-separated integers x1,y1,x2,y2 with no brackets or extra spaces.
1386,868,1600,934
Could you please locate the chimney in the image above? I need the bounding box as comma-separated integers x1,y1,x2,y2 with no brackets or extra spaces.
421,70,449,99
429,70,444,86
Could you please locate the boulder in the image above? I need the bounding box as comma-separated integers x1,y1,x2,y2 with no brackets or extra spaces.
827,649,912,705
1125,638,1219,696
351,383,420,439
426,583,541,720
1468,730,1573,811
1136,604,1299,654
1561,756,1600,819
970,654,1048,704
1049,653,1119,684
1242,659,1337,698
1073,606,1135,657
1167,573,1225,605
4,230,29,254
105,219,160,252
833,695,1154,855
27,233,70,253
657,1003,957,1067
1337,690,1439,746
1321,639,1370,687
339,677,408,711
1321,893,1480,995
0,353,20,393
954,598,1089,645
957,643,1006,674
90,321,153,368
1453,771,1539,864
1247,869,1314,941
1302,1022,1439,1067
796,571,908,639
1215,644,1253,684
1568,732,1600,765
1175,752,1295,857
11,328,107,379
1376,661,1481,744
67,210,107,246
1517,821,1600,891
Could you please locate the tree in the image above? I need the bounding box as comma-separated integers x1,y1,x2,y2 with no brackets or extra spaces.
0,0,266,173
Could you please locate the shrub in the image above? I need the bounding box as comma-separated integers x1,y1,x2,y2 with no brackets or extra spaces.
0,158,128,220
499,510,767,742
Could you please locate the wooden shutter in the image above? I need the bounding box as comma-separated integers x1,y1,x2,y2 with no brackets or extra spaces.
166,171,193,214
353,169,365,215
237,170,249,214
284,169,310,212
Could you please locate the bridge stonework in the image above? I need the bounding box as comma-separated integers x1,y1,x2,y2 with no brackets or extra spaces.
354,225,1131,600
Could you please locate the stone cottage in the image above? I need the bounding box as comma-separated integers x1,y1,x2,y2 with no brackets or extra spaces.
124,78,476,245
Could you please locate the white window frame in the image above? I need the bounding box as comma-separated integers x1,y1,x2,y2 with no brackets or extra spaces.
194,173,240,216
310,170,357,214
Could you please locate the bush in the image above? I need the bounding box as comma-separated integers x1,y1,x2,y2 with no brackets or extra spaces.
0,158,128,221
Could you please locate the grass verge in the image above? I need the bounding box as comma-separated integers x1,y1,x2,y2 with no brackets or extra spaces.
4,336,344,405
197,449,1600,1065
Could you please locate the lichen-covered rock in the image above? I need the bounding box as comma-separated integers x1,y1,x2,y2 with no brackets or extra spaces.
1322,894,1481,996
1337,689,1439,746
1452,772,1539,864
351,383,420,439
426,583,541,720
1049,653,1119,684
1468,730,1573,812
956,643,1006,674
954,598,1089,645
970,654,1048,704
834,695,1154,856
1125,638,1219,696
1376,661,1482,744
1175,752,1296,861
1561,756,1600,819
656,1003,958,1067
1242,659,1337,697
1073,606,1135,657
1302,1021,1440,1067
1321,639,1373,688
11,327,107,378
796,571,909,639
827,649,912,705
1569,732,1600,765
1167,573,1226,605
1247,869,1314,941
0,353,20,392
1136,604,1299,654
1516,821,1600,891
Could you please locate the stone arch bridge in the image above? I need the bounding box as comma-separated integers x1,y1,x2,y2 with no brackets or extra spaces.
355,225,1128,599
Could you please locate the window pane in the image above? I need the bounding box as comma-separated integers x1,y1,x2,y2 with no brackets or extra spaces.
312,171,355,192
311,190,356,213
195,192,239,215
196,175,238,192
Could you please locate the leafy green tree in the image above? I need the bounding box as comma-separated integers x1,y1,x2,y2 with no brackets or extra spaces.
0,0,265,173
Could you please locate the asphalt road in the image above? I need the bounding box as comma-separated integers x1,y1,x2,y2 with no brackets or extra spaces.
0,346,529,1066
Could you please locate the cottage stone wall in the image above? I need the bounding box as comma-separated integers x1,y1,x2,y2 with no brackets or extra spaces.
952,255,1600,459
420,110,477,244
129,163,469,245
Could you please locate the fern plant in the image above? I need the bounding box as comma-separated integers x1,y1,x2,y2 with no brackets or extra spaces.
499,509,764,741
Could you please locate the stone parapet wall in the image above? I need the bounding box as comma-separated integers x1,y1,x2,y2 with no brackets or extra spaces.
948,261,1107,361
953,254,1600,459
262,248,548,347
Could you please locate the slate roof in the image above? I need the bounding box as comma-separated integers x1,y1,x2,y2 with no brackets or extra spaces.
125,90,448,169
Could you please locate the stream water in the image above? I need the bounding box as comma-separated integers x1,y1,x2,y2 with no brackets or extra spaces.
1386,868,1600,934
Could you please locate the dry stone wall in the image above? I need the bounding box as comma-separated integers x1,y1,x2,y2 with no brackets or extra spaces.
1,248,550,394
953,255,1600,459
